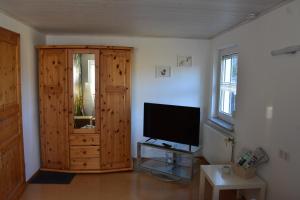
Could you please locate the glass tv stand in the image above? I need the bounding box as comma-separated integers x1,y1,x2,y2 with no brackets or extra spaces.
137,141,199,180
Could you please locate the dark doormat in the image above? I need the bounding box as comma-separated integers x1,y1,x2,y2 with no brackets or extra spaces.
29,171,76,184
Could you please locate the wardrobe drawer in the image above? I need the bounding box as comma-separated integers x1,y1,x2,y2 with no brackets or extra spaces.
70,146,100,158
69,134,99,146
70,158,100,170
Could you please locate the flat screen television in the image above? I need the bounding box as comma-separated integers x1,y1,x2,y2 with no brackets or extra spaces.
143,103,200,146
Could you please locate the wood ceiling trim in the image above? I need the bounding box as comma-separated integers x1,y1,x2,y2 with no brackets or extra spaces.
36,45,134,50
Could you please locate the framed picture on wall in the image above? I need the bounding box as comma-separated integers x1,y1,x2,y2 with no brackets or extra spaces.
155,65,171,78
177,55,192,67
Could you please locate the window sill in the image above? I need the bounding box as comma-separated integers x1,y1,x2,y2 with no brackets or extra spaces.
208,117,234,133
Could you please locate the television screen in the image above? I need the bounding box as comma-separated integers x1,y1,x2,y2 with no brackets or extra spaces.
143,103,200,146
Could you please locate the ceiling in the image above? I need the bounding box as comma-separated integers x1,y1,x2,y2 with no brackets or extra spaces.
0,0,289,39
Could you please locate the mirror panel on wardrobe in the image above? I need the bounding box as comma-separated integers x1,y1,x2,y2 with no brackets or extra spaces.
69,49,99,134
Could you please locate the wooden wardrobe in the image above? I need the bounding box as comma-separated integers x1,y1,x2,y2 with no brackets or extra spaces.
38,45,132,172
0,27,25,199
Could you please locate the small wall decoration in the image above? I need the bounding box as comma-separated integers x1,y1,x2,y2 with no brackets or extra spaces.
177,55,192,67
155,65,171,78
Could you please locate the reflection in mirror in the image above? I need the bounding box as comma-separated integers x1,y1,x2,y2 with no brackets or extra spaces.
73,53,96,129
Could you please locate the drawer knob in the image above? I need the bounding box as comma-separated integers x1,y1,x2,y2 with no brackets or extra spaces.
83,163,87,166
83,151,87,154
82,139,87,142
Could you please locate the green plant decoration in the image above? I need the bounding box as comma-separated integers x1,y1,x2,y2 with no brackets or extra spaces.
73,54,85,116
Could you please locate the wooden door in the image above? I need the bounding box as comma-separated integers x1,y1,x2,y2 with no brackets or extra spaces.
0,27,25,200
100,49,132,170
39,49,69,169
0,138,24,200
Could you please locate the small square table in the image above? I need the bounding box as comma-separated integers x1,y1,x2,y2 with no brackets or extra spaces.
200,165,266,200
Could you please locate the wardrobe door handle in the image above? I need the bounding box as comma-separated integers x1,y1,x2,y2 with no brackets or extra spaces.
0,153,2,169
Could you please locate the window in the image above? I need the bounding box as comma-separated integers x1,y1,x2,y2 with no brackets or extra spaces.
88,59,95,96
212,47,238,126
219,53,238,117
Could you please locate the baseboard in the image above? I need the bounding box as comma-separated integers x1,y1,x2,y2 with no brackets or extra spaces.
39,167,133,174
26,169,41,183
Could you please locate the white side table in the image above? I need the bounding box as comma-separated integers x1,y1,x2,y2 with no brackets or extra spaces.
200,165,266,200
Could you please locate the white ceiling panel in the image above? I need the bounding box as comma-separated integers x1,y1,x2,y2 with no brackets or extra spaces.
0,0,290,38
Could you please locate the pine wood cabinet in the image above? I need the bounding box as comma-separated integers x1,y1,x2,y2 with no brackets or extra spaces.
0,27,25,200
38,45,133,173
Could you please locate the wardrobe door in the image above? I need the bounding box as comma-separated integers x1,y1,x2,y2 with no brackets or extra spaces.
0,27,25,200
39,49,69,170
100,49,132,170
68,49,101,171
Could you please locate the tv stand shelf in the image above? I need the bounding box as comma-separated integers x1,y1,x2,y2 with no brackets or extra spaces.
137,142,199,180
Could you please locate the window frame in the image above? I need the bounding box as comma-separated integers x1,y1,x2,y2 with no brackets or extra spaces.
215,46,239,124
88,59,96,95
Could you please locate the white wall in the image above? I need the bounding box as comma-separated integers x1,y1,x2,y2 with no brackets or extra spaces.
0,11,46,180
210,1,300,199
47,35,211,155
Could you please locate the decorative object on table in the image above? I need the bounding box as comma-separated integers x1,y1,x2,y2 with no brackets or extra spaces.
177,55,192,67
222,165,232,175
233,147,269,179
155,65,171,77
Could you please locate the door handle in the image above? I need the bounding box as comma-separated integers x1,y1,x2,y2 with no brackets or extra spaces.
0,153,2,169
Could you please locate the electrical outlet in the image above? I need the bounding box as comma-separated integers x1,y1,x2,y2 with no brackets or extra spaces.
266,106,273,119
278,149,290,161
